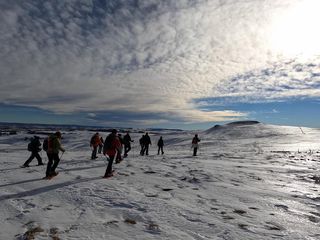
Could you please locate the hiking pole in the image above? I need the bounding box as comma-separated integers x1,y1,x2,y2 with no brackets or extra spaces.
60,152,64,161
299,127,305,134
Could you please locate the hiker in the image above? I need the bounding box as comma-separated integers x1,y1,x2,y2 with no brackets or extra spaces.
44,131,65,179
139,135,145,155
192,134,200,156
22,136,43,167
157,136,164,155
98,136,104,154
141,132,152,156
123,131,133,158
103,129,121,178
90,132,102,159
116,133,124,163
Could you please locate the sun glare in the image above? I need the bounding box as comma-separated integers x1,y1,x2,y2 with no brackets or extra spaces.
270,0,320,59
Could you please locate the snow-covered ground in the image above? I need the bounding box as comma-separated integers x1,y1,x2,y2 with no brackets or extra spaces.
1,123,320,240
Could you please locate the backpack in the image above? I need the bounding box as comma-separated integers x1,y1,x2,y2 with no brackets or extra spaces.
103,134,114,154
27,142,33,151
43,138,49,151
27,137,40,152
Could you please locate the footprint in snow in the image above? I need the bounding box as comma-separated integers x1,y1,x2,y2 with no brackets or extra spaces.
233,209,247,215
248,207,259,211
274,204,289,211
162,188,174,191
222,215,235,220
145,223,161,234
103,220,119,227
238,223,250,230
264,221,285,231
144,170,157,174
307,215,320,223
43,204,59,211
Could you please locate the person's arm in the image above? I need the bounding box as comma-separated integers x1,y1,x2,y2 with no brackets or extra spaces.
58,139,65,152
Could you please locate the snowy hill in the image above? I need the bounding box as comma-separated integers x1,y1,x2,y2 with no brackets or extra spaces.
1,124,320,239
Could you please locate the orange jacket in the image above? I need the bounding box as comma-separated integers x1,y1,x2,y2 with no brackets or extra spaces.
91,134,102,147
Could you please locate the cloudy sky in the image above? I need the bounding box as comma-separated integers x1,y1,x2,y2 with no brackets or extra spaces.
1,0,320,129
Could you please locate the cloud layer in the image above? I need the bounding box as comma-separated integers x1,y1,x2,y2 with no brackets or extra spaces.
1,0,319,126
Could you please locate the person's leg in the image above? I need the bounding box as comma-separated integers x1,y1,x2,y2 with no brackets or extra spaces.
141,145,145,155
35,152,43,165
24,152,36,166
193,147,197,156
124,145,128,157
45,153,54,177
126,144,131,154
98,145,102,154
161,146,164,155
50,153,60,175
116,150,122,163
145,145,149,155
91,146,98,159
104,155,115,177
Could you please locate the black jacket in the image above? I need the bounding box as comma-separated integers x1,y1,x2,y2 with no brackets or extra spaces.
157,138,164,147
123,134,132,145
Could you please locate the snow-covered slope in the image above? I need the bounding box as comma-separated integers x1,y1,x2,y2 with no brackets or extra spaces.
1,123,320,239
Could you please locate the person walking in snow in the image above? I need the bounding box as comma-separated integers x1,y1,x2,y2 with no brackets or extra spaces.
157,136,164,155
123,131,133,158
103,129,121,178
98,136,104,154
22,136,44,167
141,132,152,156
44,131,65,179
139,134,145,155
192,134,200,156
90,132,102,159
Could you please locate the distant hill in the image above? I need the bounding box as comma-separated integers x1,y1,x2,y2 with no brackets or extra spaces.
203,121,293,139
206,121,260,131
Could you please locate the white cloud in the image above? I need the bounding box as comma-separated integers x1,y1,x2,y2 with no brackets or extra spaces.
0,0,319,125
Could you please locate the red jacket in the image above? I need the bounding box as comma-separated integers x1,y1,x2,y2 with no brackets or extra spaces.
105,136,121,157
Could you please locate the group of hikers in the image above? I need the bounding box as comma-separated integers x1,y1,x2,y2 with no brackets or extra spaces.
23,130,201,179
23,131,65,179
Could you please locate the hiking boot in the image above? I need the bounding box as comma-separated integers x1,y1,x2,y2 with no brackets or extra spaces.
50,171,58,177
21,165,29,168
103,173,113,178
37,163,44,166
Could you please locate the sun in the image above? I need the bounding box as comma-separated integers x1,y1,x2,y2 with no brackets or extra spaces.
269,0,320,59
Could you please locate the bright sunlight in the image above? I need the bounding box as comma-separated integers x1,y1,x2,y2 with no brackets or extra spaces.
270,0,320,59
